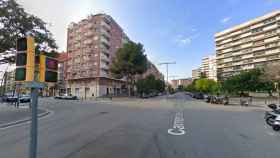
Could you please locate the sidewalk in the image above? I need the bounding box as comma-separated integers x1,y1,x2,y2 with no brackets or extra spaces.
0,102,48,128
228,97,280,108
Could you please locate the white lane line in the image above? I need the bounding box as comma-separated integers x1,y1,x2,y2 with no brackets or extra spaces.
0,108,54,130
168,111,186,136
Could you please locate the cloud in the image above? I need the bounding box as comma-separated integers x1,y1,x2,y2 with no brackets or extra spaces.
179,38,192,45
191,28,197,32
175,33,199,46
221,17,232,24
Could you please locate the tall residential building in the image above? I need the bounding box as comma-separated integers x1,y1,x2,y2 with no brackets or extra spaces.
202,57,210,77
192,68,201,80
66,14,129,98
215,10,280,79
208,55,217,81
141,61,164,81
199,54,217,81
57,52,68,95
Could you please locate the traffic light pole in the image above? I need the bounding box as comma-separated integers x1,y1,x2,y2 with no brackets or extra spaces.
29,87,38,158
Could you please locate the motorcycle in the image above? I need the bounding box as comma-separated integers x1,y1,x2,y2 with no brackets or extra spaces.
265,104,280,131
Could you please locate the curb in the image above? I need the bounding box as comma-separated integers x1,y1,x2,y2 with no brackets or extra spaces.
0,108,53,130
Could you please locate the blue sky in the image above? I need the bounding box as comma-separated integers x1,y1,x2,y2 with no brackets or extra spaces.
19,0,280,79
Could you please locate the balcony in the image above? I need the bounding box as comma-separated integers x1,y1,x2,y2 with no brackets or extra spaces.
100,36,110,45
101,41,110,50
100,61,109,69
100,28,111,38
101,21,111,30
84,39,93,45
100,53,109,62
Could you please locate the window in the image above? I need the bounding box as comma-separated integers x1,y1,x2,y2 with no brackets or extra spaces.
267,55,279,60
233,56,242,61
243,48,252,53
252,27,263,33
265,30,277,36
232,46,241,50
224,53,232,57
254,51,265,56
265,42,278,48
241,27,251,32
253,40,264,45
264,17,276,24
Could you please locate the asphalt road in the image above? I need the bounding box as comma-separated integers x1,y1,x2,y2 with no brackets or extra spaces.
0,93,280,158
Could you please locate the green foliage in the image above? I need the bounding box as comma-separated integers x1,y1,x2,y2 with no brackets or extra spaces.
194,78,220,94
222,68,274,95
168,85,175,94
184,79,220,94
136,75,165,95
110,41,148,96
110,41,148,79
177,85,184,91
0,0,57,53
200,72,207,79
184,83,196,92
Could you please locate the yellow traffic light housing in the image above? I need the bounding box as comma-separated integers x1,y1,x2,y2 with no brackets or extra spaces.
39,54,58,83
15,36,35,82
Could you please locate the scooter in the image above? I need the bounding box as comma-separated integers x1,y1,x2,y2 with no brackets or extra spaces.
264,104,280,131
271,115,280,131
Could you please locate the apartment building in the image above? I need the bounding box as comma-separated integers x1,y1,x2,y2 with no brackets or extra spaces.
66,14,129,98
57,52,68,95
192,68,201,80
140,61,164,81
215,10,280,79
202,57,210,77
5,70,15,92
170,78,192,89
208,55,217,81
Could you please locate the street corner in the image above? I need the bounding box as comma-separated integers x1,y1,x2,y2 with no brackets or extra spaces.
0,106,51,129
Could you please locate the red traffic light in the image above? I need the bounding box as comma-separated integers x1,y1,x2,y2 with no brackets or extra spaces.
46,57,58,70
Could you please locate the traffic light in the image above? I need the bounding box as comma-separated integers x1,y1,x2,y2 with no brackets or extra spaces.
15,36,35,82
39,54,58,82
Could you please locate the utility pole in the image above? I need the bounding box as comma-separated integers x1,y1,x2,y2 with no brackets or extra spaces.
168,75,179,81
158,62,176,93
158,62,176,83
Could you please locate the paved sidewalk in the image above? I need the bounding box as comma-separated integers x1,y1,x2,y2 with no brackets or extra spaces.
0,102,47,128
227,97,280,108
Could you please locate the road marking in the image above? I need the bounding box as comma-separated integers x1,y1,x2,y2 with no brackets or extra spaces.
0,108,53,130
168,111,186,136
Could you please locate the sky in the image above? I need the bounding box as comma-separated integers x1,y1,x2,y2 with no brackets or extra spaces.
17,0,280,80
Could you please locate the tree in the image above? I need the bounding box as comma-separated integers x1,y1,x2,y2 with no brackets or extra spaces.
110,41,148,96
135,75,165,97
261,63,280,82
222,68,274,95
261,63,280,96
0,0,57,53
194,78,220,94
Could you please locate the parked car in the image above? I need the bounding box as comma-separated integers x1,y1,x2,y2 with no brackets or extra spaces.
54,94,78,100
19,94,31,103
1,93,31,103
193,92,205,99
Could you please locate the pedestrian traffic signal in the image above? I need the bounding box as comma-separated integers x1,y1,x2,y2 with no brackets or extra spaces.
39,54,58,82
15,36,35,82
